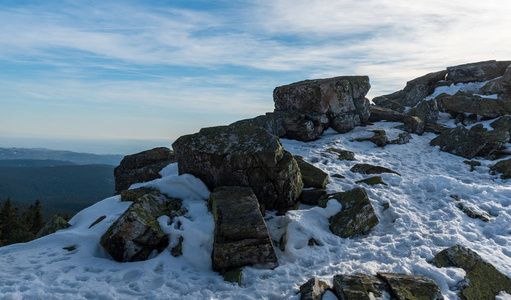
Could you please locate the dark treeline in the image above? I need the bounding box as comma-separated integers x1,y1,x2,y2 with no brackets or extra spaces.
0,198,69,247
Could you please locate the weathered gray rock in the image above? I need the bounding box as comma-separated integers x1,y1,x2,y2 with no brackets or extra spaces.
172,123,303,212
369,105,406,122
333,273,443,300
36,215,70,238
389,132,412,145
274,76,371,133
478,129,510,157
409,99,439,124
355,129,388,147
356,176,387,186
436,92,511,119
490,116,511,135
446,60,511,83
114,147,175,193
490,158,511,179
298,189,327,206
294,156,329,189
233,110,329,142
434,244,511,300
450,195,491,222
372,96,406,113
209,187,278,271
299,278,330,300
403,116,425,135
430,126,485,159
327,188,379,238
100,189,184,262
425,123,450,134
327,148,356,161
480,65,511,97
350,164,401,176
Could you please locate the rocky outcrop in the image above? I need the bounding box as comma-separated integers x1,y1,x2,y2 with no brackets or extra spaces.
333,273,443,300
172,123,303,212
490,158,511,179
209,187,278,271
403,116,425,135
436,92,511,119
294,156,329,189
490,116,511,134
326,188,379,238
369,105,406,122
114,147,176,193
36,215,70,238
372,97,406,112
408,99,439,124
350,164,401,176
233,110,329,142
446,60,511,83
298,278,330,300
274,76,371,133
430,126,510,159
480,65,511,97
434,245,511,300
100,188,185,262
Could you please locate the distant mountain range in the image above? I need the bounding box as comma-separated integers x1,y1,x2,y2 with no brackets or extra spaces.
0,147,124,166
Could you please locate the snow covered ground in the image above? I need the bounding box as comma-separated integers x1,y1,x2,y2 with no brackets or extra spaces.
1,120,511,299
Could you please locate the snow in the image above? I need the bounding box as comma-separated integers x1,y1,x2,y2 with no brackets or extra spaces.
424,80,491,100
1,121,511,299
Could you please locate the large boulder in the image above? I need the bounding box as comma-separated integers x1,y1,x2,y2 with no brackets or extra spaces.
490,158,511,179
209,187,278,271
172,123,303,212
100,188,185,262
36,215,70,238
490,116,511,134
372,96,406,113
480,65,511,97
446,60,511,83
233,110,329,142
409,99,439,124
369,105,406,122
326,188,379,238
114,147,176,193
273,76,371,133
434,244,511,300
333,273,443,300
436,92,511,119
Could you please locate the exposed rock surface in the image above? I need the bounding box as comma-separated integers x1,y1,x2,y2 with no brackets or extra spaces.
372,97,406,112
350,164,401,176
114,147,176,193
298,189,327,206
172,123,303,212
490,116,511,134
446,60,511,83
369,105,406,122
388,132,412,145
403,116,425,135
408,99,439,124
333,273,443,300
209,187,278,271
356,176,387,186
274,76,371,133
36,215,71,238
100,189,185,262
436,92,511,119
450,195,490,222
294,156,329,189
233,110,329,142
355,129,388,147
480,65,511,97
298,278,330,300
490,158,511,179
434,244,511,300
327,148,356,161
326,188,379,238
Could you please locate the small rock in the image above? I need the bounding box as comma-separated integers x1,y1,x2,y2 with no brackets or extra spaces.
222,268,243,286
490,158,511,179
389,132,412,145
89,215,106,229
371,97,406,113
403,116,425,135
36,215,70,238
350,164,401,176
355,176,387,186
327,148,356,161
463,160,481,172
299,278,330,300
355,130,388,147
434,244,511,300
294,156,329,189
327,188,379,238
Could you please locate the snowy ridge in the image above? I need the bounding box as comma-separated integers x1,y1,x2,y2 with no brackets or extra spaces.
1,121,511,299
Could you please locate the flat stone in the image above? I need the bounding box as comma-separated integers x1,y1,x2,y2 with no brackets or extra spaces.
350,164,401,176
294,156,329,189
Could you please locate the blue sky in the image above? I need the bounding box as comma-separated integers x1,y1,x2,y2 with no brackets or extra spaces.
1,0,510,154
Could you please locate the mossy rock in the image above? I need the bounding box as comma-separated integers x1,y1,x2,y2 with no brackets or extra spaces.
294,156,329,189
36,215,71,238
222,268,243,286
350,164,400,176
120,187,157,202
171,236,184,257
355,176,387,186
328,188,379,238
327,148,356,161
299,278,330,300
434,244,511,300
89,215,106,228
490,158,511,179
437,92,511,119
430,126,486,159
378,273,443,300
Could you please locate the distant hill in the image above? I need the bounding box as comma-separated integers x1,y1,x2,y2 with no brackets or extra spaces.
0,159,76,167
0,164,115,212
0,148,124,166
0,198,75,221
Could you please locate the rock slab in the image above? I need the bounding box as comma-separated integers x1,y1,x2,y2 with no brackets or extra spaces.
172,123,303,212
299,278,330,300
274,76,371,133
209,186,278,271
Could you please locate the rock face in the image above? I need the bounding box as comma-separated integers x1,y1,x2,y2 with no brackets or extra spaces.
481,65,511,97
274,76,371,133
114,147,176,193
209,187,278,271
36,215,70,238
333,273,443,300
298,278,330,300
369,105,406,122
446,60,511,83
490,158,511,179
327,188,379,238
172,123,303,212
233,110,329,142
409,99,439,124
434,244,511,300
436,92,511,119
294,156,329,189
100,188,185,262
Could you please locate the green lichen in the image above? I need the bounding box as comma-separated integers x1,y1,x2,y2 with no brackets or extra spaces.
171,236,184,257
355,176,387,186
327,148,356,161
222,268,243,286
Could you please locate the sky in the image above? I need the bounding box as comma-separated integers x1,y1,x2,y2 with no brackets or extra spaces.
1,0,510,154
